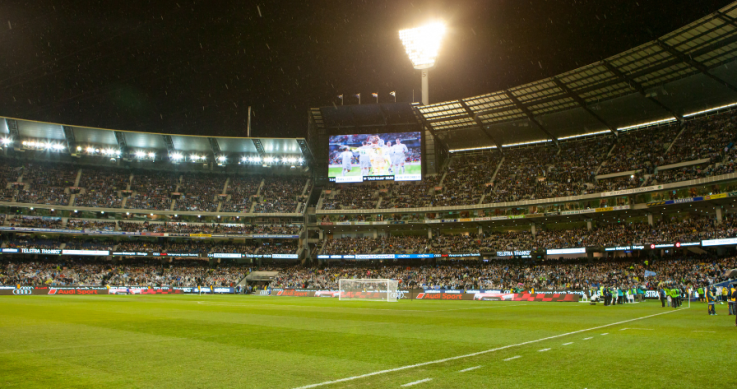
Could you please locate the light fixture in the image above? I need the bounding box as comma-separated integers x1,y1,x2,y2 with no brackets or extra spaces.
399,22,446,70
135,151,146,158
148,152,155,158
86,147,95,153
399,21,446,105
171,153,183,161
1,138,12,145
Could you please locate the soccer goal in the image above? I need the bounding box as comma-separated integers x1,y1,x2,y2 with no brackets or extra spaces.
339,279,398,302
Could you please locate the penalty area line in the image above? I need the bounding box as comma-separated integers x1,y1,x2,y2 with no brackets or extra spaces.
291,308,687,389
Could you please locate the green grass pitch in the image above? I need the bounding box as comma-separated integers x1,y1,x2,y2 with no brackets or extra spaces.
329,163,421,178
1,295,734,388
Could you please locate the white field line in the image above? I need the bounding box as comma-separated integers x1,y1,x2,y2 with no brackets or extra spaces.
503,356,521,361
458,366,482,373
401,378,432,387
583,337,593,340
601,333,608,336
538,348,551,352
291,308,687,389
562,342,573,346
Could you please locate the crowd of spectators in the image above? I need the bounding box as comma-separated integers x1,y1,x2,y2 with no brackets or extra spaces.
174,173,227,212
663,113,736,165
600,124,679,175
265,255,737,291
7,215,63,229
0,160,21,202
221,176,262,212
74,167,130,208
2,252,734,291
322,185,379,210
381,176,440,209
16,163,76,205
436,154,500,206
126,171,179,210
319,214,737,254
67,219,116,231
118,221,300,235
0,258,249,287
253,177,305,213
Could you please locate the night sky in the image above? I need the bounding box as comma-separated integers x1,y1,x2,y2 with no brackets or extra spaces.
0,0,732,139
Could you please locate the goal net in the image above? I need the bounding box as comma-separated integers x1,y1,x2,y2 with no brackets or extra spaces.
339,279,398,302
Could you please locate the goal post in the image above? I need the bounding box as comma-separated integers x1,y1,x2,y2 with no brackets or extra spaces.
339,279,398,302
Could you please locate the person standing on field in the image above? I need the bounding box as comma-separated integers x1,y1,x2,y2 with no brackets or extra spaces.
707,287,717,316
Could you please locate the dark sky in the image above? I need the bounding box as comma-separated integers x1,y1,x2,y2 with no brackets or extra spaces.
0,0,732,138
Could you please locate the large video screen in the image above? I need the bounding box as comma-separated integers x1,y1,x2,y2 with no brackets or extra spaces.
328,132,421,183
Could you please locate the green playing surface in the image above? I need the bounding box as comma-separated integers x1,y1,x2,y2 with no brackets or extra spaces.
1,295,734,389
328,163,421,178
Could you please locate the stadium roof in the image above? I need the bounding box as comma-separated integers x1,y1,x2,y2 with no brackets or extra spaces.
0,116,311,161
417,1,737,151
310,103,423,132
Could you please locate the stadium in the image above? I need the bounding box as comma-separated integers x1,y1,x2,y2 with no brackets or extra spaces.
2,2,737,388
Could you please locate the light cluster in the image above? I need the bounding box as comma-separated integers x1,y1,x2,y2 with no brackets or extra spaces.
399,22,446,69
77,146,122,157
22,140,66,151
239,155,303,165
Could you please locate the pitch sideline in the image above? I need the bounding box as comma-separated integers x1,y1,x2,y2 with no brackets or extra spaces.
292,307,688,389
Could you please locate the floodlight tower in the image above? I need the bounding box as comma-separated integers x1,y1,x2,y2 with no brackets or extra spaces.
399,22,446,106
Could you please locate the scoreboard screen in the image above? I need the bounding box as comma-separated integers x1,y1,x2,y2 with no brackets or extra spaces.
328,132,421,183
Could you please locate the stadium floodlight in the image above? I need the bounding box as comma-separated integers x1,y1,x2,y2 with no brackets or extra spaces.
86,146,96,153
148,152,155,158
135,151,146,158
218,155,227,162
1,137,11,145
399,21,446,105
241,156,247,162
190,154,200,161
171,152,183,161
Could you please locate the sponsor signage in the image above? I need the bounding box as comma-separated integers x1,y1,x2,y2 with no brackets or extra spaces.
152,252,201,257
649,243,673,249
316,253,479,260
208,253,243,259
702,237,737,247
496,250,532,258
62,249,110,256
604,245,645,251
269,288,580,302
546,247,586,255
112,251,149,257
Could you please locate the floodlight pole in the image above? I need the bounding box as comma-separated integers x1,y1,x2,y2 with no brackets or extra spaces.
421,69,429,106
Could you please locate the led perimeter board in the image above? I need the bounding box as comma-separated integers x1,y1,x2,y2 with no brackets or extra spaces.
328,132,421,183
